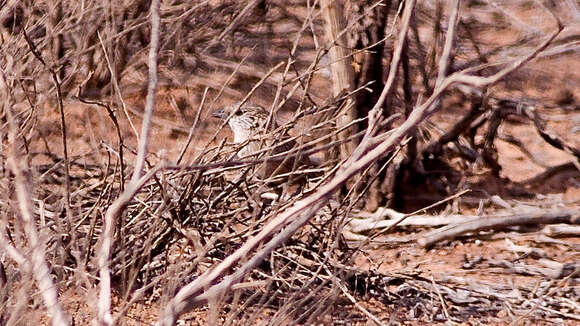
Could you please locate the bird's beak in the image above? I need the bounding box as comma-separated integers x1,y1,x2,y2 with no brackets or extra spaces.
212,109,227,119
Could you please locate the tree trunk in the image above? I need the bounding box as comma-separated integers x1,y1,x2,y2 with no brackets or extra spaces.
346,0,391,210
320,0,358,163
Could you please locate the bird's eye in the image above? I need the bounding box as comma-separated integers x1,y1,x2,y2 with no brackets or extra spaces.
235,110,243,116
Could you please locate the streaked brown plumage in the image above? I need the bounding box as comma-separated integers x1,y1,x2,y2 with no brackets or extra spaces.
212,102,314,182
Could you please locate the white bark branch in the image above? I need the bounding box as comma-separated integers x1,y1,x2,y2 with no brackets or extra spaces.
97,0,161,324
0,68,70,326
156,4,563,325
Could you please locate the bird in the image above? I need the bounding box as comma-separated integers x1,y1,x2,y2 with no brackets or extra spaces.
212,102,316,184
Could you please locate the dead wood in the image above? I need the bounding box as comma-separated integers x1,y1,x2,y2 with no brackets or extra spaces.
542,224,580,237
347,213,478,233
320,0,358,163
422,95,487,159
346,0,391,210
418,208,579,248
158,4,567,323
97,0,161,323
415,89,580,200
1,1,578,325
492,98,580,160
346,189,471,234
520,162,580,187
1,67,70,326
488,259,579,279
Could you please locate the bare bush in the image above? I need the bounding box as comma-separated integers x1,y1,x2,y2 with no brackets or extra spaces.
0,0,578,325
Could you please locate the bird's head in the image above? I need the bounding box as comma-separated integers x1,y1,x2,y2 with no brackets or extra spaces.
213,102,274,143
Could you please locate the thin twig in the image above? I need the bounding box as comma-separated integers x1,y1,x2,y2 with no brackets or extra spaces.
430,274,450,320
97,0,161,324
0,68,70,326
156,4,563,324
97,31,139,139
176,87,208,165
22,29,72,219
77,78,127,191
131,0,161,183
337,278,386,326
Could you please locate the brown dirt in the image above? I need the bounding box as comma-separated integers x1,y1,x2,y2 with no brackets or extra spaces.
9,1,580,325
31,49,578,326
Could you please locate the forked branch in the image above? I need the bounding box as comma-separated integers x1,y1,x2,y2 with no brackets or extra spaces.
157,4,563,326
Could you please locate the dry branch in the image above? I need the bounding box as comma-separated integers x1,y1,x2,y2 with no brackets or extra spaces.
203,0,265,53
488,259,579,279
97,0,161,324
22,28,72,219
418,208,579,248
542,224,580,237
320,0,358,160
494,99,580,161
347,211,478,233
521,162,580,187
0,68,69,326
156,2,565,324
0,1,577,324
